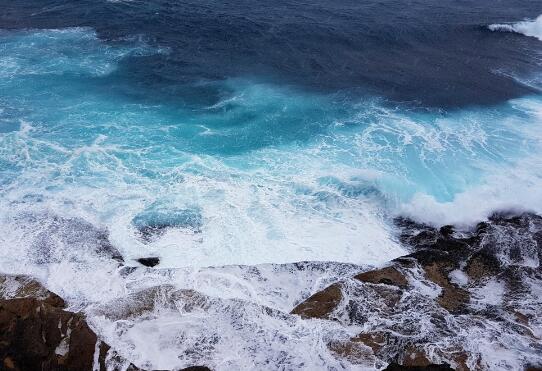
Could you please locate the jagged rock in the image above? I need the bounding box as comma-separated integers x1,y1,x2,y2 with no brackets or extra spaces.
137,257,160,267
90,286,214,323
465,250,501,280
400,345,432,367
327,339,375,365
291,212,542,369
0,275,65,307
0,295,104,370
0,276,215,371
351,332,387,353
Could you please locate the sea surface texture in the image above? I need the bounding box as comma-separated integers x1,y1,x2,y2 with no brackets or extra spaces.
1,1,542,370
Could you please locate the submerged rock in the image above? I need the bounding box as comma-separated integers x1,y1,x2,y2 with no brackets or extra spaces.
17,213,124,264
132,205,203,242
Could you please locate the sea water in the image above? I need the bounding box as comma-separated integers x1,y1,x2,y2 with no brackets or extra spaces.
1,1,542,369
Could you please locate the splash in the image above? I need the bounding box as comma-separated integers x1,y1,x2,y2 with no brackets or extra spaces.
489,14,542,41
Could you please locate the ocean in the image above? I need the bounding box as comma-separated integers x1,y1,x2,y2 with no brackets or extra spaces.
1,1,542,369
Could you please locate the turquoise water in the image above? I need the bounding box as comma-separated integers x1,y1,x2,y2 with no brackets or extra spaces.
1,27,542,267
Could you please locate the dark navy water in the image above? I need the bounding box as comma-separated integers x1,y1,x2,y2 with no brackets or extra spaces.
3,0,541,108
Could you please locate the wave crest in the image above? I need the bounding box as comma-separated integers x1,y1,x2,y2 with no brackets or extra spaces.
489,14,542,41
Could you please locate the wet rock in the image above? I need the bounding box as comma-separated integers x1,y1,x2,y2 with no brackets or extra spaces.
465,249,502,280
383,363,454,371
401,345,432,367
351,331,388,353
90,286,218,324
290,283,342,319
423,263,469,313
293,211,542,369
137,257,160,267
0,275,138,371
1,296,102,370
0,275,65,307
327,339,375,365
355,266,408,288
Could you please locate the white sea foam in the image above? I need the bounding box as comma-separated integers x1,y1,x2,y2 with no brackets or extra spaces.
470,278,506,308
489,14,542,41
398,97,542,226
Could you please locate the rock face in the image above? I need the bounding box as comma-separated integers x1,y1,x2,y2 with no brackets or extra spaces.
0,275,211,371
1,297,104,370
291,212,542,370
0,274,138,371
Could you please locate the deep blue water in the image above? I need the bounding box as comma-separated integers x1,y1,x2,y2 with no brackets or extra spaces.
1,1,542,267
3,0,541,107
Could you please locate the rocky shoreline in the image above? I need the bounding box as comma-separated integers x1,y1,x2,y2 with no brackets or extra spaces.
1,212,541,370
0,275,210,371
293,212,542,370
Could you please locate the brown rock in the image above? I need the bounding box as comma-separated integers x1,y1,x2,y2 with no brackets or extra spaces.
291,283,342,319
383,363,454,370
402,345,431,367
328,339,374,365
423,263,469,313
0,275,65,307
3,357,16,370
355,267,409,289
351,331,387,353
451,351,470,371
0,275,140,371
465,252,500,281
515,311,530,325
0,297,96,371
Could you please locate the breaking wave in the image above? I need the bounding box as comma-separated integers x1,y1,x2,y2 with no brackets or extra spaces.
489,14,542,41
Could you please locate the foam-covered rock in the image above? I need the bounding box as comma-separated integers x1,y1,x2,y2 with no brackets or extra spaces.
291,212,542,370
